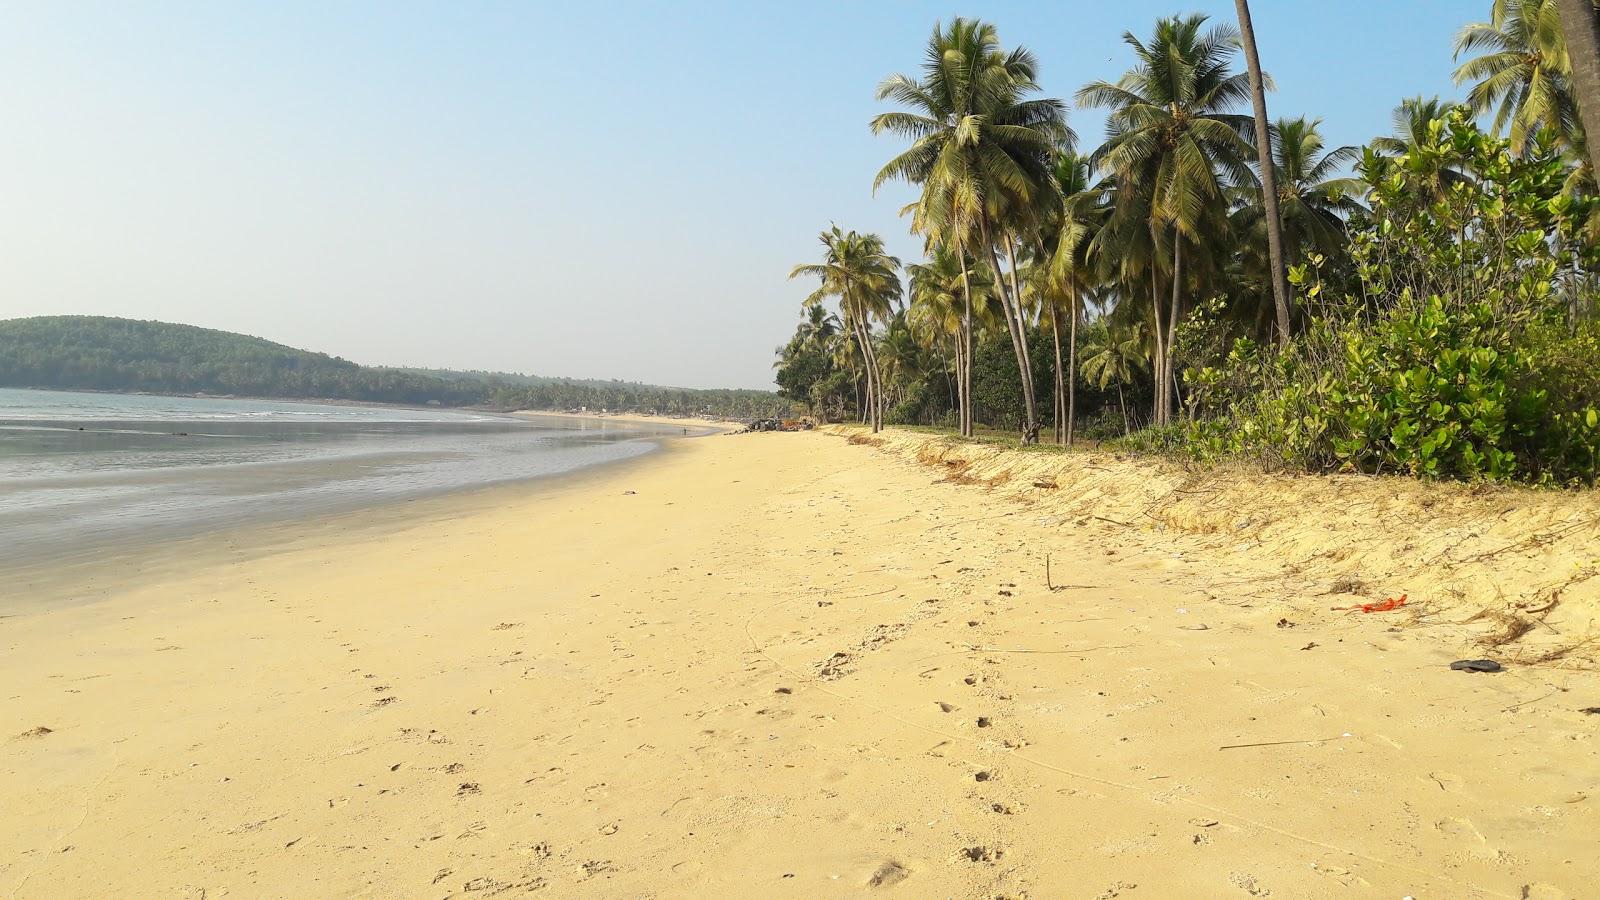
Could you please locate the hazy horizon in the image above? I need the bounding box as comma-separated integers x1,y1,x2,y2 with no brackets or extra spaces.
1,2,1464,390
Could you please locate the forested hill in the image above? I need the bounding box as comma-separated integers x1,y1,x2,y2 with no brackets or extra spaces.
0,316,784,417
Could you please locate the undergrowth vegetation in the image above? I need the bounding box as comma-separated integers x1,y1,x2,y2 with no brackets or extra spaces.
1185,116,1600,485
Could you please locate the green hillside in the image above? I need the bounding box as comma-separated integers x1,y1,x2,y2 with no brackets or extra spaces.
0,316,783,416
0,316,485,405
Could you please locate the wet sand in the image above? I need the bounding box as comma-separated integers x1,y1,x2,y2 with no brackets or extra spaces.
2,429,1596,898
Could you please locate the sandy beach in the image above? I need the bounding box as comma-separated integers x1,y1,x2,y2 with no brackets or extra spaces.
4,428,1597,898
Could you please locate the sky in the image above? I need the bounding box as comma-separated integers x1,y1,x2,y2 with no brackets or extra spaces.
1,1,1476,389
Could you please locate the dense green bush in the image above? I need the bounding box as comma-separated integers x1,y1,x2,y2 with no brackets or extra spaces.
1185,116,1600,485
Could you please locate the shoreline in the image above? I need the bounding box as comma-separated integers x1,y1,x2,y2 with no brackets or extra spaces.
510,408,736,432
4,429,1596,897
1,386,759,428
4,427,698,615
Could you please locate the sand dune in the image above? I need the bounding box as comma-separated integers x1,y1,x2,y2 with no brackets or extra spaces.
3,429,1596,898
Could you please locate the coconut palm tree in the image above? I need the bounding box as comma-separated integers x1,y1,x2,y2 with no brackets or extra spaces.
1042,151,1109,444
795,303,841,352
790,226,902,433
1077,13,1256,427
1234,117,1364,270
1454,0,1575,154
1233,0,1293,345
872,17,1071,442
1080,319,1147,436
908,246,990,429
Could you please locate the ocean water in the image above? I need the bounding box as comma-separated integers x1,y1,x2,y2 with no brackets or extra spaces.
0,388,695,574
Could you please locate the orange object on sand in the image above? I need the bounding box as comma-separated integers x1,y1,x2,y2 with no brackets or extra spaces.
1333,594,1407,614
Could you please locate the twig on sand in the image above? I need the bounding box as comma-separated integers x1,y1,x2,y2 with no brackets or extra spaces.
1045,553,1066,592
1219,736,1346,751
926,510,1021,533
1503,687,1565,712
1092,515,1134,528
961,643,1129,655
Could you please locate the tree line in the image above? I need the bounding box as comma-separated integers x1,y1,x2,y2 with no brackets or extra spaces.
776,1,1600,483
0,316,786,418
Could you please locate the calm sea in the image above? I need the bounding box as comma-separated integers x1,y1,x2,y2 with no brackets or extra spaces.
0,388,695,579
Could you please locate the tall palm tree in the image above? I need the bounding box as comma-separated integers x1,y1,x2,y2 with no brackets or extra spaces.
908,246,990,428
1043,151,1108,444
1455,0,1574,155
872,17,1071,442
1233,0,1293,345
1078,13,1256,427
1556,0,1600,175
790,226,902,433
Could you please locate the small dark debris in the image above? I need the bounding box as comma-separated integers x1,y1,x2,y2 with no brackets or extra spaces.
960,845,1002,863
774,687,793,695
1450,659,1503,673
1580,707,1600,715
976,717,992,728
1276,618,1295,629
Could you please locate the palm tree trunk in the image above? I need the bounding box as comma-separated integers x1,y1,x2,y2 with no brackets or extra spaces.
1004,239,1041,444
1559,0,1600,178
979,220,1038,443
935,332,955,417
1149,265,1167,427
857,320,883,433
1235,0,1293,345
957,325,970,434
853,365,863,423
1166,233,1184,426
956,244,976,437
1048,301,1064,444
1067,294,1079,446
1118,383,1129,435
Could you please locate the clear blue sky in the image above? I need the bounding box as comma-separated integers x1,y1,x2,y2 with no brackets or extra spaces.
0,2,1474,389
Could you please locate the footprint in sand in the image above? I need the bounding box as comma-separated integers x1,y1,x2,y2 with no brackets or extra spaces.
1229,872,1270,895
957,844,1003,864
867,861,908,888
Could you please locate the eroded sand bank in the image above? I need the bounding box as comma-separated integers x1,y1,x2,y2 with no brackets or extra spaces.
3,429,1596,898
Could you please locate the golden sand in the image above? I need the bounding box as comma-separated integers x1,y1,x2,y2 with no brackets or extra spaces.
3,428,1596,898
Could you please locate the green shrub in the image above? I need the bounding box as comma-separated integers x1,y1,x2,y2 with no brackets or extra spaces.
1185,114,1600,486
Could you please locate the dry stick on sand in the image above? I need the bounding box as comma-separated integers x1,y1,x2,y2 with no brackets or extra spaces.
1045,553,1063,592
961,643,1130,655
1219,736,1348,751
